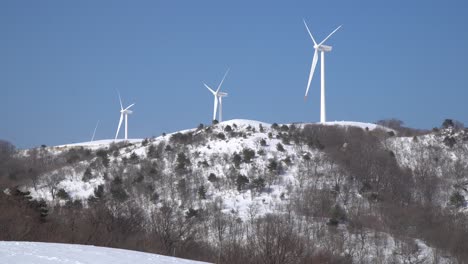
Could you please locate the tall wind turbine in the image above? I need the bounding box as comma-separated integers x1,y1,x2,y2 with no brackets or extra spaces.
115,92,135,140
204,69,229,122
303,20,342,123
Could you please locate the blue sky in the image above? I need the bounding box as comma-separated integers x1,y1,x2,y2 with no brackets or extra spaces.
2,1,467,148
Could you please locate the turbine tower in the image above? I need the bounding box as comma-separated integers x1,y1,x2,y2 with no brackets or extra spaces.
115,92,135,140
303,20,342,123
204,69,229,122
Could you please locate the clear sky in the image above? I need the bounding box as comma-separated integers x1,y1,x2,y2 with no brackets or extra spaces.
2,1,467,148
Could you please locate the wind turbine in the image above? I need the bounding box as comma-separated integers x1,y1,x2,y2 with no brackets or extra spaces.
303,19,342,123
204,69,229,122
115,92,135,140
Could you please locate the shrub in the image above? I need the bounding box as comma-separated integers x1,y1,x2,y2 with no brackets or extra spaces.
280,125,289,132
170,132,193,145
271,123,279,130
208,173,218,183
216,132,226,140
251,177,266,192
110,186,128,202
93,185,104,199
442,119,454,129
276,143,285,152
224,125,232,132
449,191,465,208
233,153,242,168
242,148,255,163
236,175,250,191
328,204,346,226
96,149,110,167
260,139,267,146
212,120,219,125
443,136,456,148
82,167,93,182
56,189,70,200
268,159,278,172
176,153,191,172
198,185,207,199
129,152,139,163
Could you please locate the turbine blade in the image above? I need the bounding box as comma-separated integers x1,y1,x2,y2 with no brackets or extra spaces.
318,25,342,46
213,96,218,120
305,49,319,98
303,19,317,46
204,83,216,94
115,114,123,140
216,68,230,93
91,120,99,142
124,103,135,111
118,91,123,110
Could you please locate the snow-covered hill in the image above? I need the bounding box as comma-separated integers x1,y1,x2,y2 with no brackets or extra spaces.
8,119,468,263
0,242,210,264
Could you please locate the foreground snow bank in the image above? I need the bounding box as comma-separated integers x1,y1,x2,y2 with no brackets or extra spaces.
0,242,210,264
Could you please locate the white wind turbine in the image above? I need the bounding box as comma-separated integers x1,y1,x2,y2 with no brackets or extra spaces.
115,92,135,140
303,19,342,123
204,69,229,122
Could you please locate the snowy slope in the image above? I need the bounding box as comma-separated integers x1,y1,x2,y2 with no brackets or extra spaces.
0,242,210,264
57,139,143,149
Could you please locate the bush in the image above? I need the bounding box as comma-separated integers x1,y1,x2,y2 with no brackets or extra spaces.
208,173,218,183
170,132,193,145
56,189,70,200
280,125,289,132
242,148,255,163
328,204,346,226
232,153,242,168
443,136,456,148
449,191,465,208
260,139,267,146
176,153,191,172
267,159,278,172
271,123,279,130
198,185,207,199
129,152,139,163
224,125,232,132
82,167,93,182
276,143,285,152
216,132,226,140
251,177,266,192
442,119,454,129
236,175,250,191
96,149,110,167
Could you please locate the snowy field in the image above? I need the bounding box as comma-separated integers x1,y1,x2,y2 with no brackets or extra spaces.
0,242,210,264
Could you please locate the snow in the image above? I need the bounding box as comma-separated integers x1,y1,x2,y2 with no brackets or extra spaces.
56,139,143,149
0,242,210,264
320,121,393,132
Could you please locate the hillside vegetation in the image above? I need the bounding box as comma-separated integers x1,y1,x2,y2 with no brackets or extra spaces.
1,119,467,263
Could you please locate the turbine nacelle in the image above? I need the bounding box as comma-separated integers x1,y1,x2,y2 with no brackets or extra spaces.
218,92,228,97
316,45,332,52
121,109,133,114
